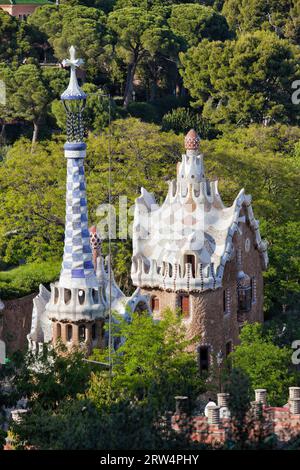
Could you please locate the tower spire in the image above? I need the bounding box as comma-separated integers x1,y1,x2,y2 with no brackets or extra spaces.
46,46,105,352
59,46,97,289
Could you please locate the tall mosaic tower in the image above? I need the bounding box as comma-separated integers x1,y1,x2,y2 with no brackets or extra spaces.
46,46,106,353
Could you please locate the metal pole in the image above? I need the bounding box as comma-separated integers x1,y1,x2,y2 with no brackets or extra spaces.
88,91,113,387
108,95,113,386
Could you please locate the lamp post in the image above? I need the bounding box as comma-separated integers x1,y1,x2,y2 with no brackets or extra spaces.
216,350,224,392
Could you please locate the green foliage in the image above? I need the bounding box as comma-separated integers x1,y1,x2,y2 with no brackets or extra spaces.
108,6,180,106
0,260,60,300
230,323,299,406
8,310,203,450
52,83,117,133
222,0,293,35
180,30,300,126
0,137,66,265
29,4,108,81
263,221,300,315
88,309,204,413
169,3,230,49
162,107,217,138
127,101,160,123
14,345,91,410
0,9,32,64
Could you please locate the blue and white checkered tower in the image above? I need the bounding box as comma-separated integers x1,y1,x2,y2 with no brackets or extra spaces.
46,46,105,351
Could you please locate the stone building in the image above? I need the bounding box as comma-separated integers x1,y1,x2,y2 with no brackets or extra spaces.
0,1,53,20
28,47,150,355
131,129,268,369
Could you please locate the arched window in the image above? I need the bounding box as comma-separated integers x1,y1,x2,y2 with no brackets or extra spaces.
151,296,159,312
64,289,72,305
57,323,61,339
66,324,73,342
237,271,252,313
54,287,59,304
78,290,85,305
179,294,190,317
184,254,196,278
79,325,86,342
197,345,209,373
92,289,99,304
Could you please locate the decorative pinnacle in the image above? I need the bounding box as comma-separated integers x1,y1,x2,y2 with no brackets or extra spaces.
185,129,200,151
61,46,87,101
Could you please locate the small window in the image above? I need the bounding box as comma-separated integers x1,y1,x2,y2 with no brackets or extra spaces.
238,286,252,312
78,290,85,305
151,296,159,311
79,325,86,342
184,254,196,278
57,323,61,338
64,289,72,305
66,324,73,342
198,346,209,373
180,294,189,317
92,289,99,304
54,287,59,304
92,323,97,341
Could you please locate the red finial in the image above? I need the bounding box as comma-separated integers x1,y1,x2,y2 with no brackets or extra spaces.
185,129,200,151
89,226,101,270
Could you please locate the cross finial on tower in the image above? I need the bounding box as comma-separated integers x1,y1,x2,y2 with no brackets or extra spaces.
61,45,86,101
62,46,84,72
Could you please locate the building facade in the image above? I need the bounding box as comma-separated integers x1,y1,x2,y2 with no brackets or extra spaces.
0,1,53,20
131,129,268,368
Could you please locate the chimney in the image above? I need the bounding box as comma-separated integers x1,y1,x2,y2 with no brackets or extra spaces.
251,401,263,420
289,387,300,400
255,389,267,406
207,405,220,425
289,398,300,415
174,396,189,415
217,393,230,408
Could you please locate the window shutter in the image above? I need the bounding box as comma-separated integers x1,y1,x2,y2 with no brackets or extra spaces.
181,295,189,317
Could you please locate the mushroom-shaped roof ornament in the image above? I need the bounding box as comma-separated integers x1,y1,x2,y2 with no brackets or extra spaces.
184,129,200,151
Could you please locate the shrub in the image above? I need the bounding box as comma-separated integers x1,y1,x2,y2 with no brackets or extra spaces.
162,107,218,139
127,102,160,123
0,260,61,300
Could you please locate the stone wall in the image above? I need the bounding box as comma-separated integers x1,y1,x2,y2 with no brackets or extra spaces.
0,294,35,355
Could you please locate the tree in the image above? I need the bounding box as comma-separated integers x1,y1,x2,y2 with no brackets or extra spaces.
108,6,179,107
169,3,230,50
10,63,51,146
29,5,108,82
0,138,66,264
9,310,202,450
88,309,204,413
0,9,32,64
222,0,292,34
263,221,300,315
180,30,300,126
229,323,300,406
13,345,91,410
52,83,116,134
162,107,217,138
0,64,16,143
